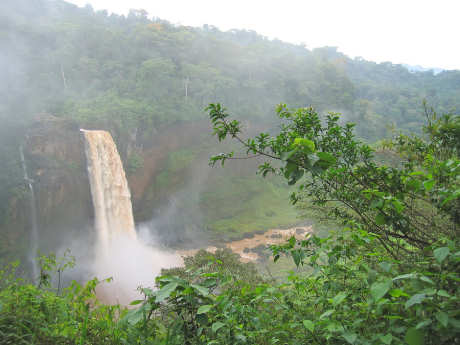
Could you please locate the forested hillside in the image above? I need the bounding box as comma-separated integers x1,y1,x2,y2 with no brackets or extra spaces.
2,0,460,137
2,0,460,263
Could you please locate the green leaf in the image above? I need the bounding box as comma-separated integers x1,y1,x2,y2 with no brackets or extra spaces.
157,275,179,283
379,262,392,273
435,311,449,328
317,151,335,163
437,290,451,298
391,199,404,213
342,332,357,344
407,179,422,192
197,304,212,314
393,273,417,281
332,292,347,307
129,299,144,305
235,334,247,342
320,309,335,319
293,138,315,153
370,199,384,209
380,333,392,344
423,288,436,296
370,280,392,301
191,284,209,296
284,161,297,178
307,153,319,166
288,168,304,185
375,213,386,225
389,289,408,298
316,151,336,168
141,287,154,297
212,321,225,333
419,276,434,285
423,179,435,192
405,293,426,309
327,321,344,332
441,189,460,206
433,247,450,264
405,328,424,345
280,149,298,161
155,282,178,302
291,249,305,267
303,320,315,333
122,304,148,325
448,318,460,328
415,319,432,329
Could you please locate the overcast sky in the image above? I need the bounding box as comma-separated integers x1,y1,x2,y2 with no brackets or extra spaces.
67,0,460,70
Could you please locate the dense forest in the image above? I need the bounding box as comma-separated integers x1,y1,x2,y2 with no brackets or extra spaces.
0,0,459,344
2,0,460,136
2,0,460,217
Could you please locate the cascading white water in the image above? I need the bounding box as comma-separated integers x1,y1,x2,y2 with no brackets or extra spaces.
81,130,136,254
19,145,39,280
81,129,181,304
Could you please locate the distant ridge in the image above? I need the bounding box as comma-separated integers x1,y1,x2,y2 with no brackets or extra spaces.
402,64,444,75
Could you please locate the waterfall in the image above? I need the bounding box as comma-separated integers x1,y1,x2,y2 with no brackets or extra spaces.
19,145,39,280
81,130,136,254
81,129,180,305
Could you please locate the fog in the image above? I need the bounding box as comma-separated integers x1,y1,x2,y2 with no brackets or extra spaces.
92,233,181,304
141,156,211,248
56,225,182,305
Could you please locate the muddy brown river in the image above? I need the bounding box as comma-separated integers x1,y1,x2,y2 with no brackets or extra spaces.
179,226,312,262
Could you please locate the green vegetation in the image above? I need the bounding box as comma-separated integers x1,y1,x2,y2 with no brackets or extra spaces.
127,152,145,175
1,0,460,343
2,0,460,236
161,248,263,286
200,175,298,239
147,149,199,200
1,103,458,344
0,258,136,345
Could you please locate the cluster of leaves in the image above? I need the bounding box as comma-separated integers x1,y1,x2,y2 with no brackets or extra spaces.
384,102,460,224
112,230,458,345
0,257,128,345
208,103,459,257
204,103,460,343
160,248,262,286
268,229,459,345
1,235,458,344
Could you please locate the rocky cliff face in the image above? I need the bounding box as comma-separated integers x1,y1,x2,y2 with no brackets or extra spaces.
23,116,93,253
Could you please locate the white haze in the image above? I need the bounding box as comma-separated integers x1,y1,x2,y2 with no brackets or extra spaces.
58,228,181,305
92,233,181,305
66,0,460,70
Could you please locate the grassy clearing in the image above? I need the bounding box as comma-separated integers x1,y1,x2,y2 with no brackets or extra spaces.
140,146,302,240
200,175,299,240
